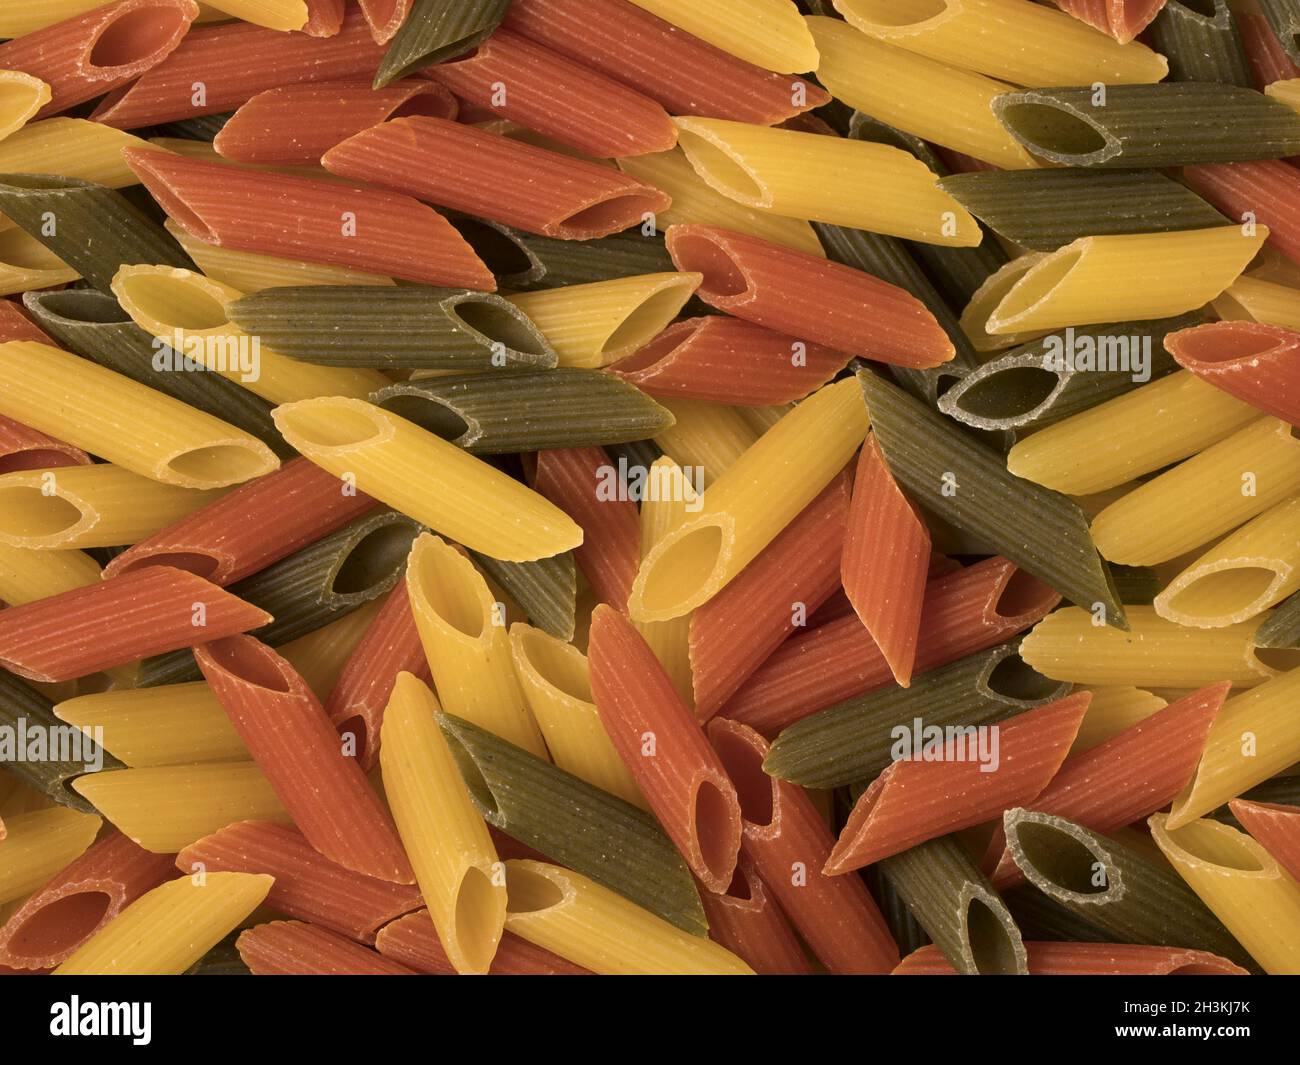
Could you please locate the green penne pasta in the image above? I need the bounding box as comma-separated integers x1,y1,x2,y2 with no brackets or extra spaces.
372,369,674,455
857,369,1126,627
1003,883,1111,943
1255,590,1300,648
764,643,1069,789
1258,0,1300,68
437,712,708,937
22,289,290,458
604,438,663,473
1002,808,1255,970
1110,565,1161,606
879,836,1028,976
0,669,122,814
935,313,1198,432
448,215,675,291
0,174,194,292
992,84,1300,168
939,171,1226,252
1148,1,1253,87
226,285,558,371
865,867,930,958
152,113,235,142
374,0,511,87
469,550,577,642
183,933,251,975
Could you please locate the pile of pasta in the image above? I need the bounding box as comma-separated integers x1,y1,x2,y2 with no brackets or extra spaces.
0,0,1299,978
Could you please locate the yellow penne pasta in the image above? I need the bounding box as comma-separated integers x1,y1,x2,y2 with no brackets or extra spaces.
111,264,389,404
0,1,112,35
504,860,754,975
1167,666,1300,828
0,341,278,490
1091,418,1300,566
987,227,1266,334
163,219,397,291
0,806,100,904
0,543,100,605
653,398,758,486
1006,371,1260,496
672,117,980,246
1155,495,1300,628
273,399,582,563
406,534,548,757
1070,687,1169,755
0,70,50,142
197,0,306,31
1150,814,1300,975
807,17,1037,170
507,273,701,368
833,0,1167,86
380,672,506,975
625,0,816,73
0,119,163,188
509,623,646,807
959,252,1051,352
55,683,247,768
1213,274,1300,330
54,872,275,975
0,226,78,295
72,763,290,853
618,149,824,258
277,597,385,700
734,404,794,435
0,464,222,549
1265,77,1300,113
629,378,869,622
1020,605,1288,688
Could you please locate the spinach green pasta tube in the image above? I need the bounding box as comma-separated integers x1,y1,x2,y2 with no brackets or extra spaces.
0,174,194,292
448,215,675,291
879,836,1028,976
604,438,663,473
1148,1,1253,87
152,113,235,142
22,289,291,458
764,643,1069,789
1109,565,1161,607
992,84,1300,168
938,171,1226,252
1258,0,1300,67
866,867,930,958
374,0,511,87
437,712,708,937
469,550,577,642
935,312,1198,432
1002,808,1255,970
1003,883,1111,943
184,933,251,975
371,369,675,455
0,669,122,814
1255,590,1300,648
226,286,558,371
857,369,1126,627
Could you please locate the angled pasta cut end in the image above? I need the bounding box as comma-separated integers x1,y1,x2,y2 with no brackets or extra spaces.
0,71,51,139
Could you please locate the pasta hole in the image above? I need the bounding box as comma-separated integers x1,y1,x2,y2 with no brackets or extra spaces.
1159,820,1267,872
331,522,416,596
674,129,766,204
89,6,188,69
693,779,739,883
447,217,535,279
118,551,221,580
602,284,694,358
1164,567,1280,622
839,0,947,27
439,724,499,815
0,486,82,537
993,568,1055,620
391,93,452,120
452,866,503,972
723,866,754,902
993,248,1085,324
709,731,774,828
611,320,694,375
165,445,270,485
412,544,485,638
276,404,383,448
1255,646,1300,672
202,636,293,694
27,290,129,325
562,194,663,234
452,298,550,358
1176,327,1282,365
518,629,590,702
116,274,229,330
0,228,67,271
1011,820,1110,896
7,891,112,957
504,865,565,914
0,450,86,475
996,103,1109,158
954,365,1061,420
639,524,725,615
669,234,748,299
375,393,471,443
963,896,1022,975
986,655,1062,702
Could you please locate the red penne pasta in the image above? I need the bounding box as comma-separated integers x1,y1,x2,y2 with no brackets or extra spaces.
103,458,377,585
1240,11,1300,89
1230,798,1300,883
194,635,414,885
710,718,901,974
375,910,590,975
894,942,1250,976
824,693,1091,874
610,317,849,405
0,416,92,474
303,0,346,37
0,301,54,344
0,566,271,682
698,856,812,976
236,920,417,975
534,447,641,610
985,682,1230,886
587,604,742,892
91,8,386,128
322,116,670,241
1183,160,1300,266
0,831,175,971
324,582,431,770
503,0,829,125
1049,0,1164,43
689,471,851,720
214,81,457,165
177,821,424,943
358,0,414,45
422,29,677,158
665,225,955,369
0,0,197,119
841,434,931,688
123,148,495,290
1165,321,1300,426
724,557,1062,735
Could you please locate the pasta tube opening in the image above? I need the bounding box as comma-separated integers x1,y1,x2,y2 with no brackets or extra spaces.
0,483,88,540
601,276,703,359
671,126,767,205
164,444,273,485
561,194,667,236
200,635,294,694
941,362,1062,423
88,4,194,73
710,724,775,828
994,568,1061,621
694,778,742,886
962,891,1024,976
5,891,112,958
838,0,949,29
409,538,485,640
992,99,1111,162
1252,645,1300,671
447,217,536,278
986,652,1065,702
1003,808,1119,903
635,520,727,616
0,73,49,139
273,401,386,450
1160,565,1286,627
332,522,423,597
450,296,554,361
112,266,232,331
988,248,1085,329
504,862,567,914
454,865,505,974
1155,816,1269,874
513,625,590,702
668,230,748,299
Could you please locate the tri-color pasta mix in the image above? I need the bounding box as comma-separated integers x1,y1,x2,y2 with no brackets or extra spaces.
0,0,1299,982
